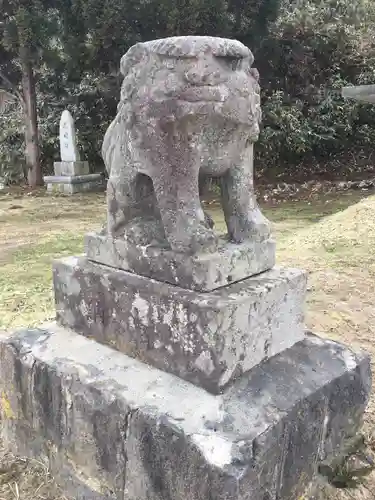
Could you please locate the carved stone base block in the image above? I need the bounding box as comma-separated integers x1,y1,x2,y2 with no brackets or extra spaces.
0,325,370,499
53,160,90,176
53,256,306,394
85,232,276,291
44,173,105,194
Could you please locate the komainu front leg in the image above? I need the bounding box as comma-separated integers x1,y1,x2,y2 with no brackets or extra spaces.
106,175,139,236
221,149,271,243
153,169,218,254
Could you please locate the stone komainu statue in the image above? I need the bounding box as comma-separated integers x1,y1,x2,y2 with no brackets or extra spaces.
102,36,270,254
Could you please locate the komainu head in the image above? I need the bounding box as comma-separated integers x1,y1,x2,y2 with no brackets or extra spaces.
104,36,261,179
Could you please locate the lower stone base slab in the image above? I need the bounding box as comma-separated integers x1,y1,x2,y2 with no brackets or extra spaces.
0,324,370,500
53,257,307,394
46,182,105,194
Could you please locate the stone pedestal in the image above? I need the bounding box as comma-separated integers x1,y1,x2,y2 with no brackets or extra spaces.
85,232,276,291
44,162,105,194
0,324,370,500
53,256,306,393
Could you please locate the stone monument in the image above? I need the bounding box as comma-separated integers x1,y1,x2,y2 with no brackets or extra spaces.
0,37,371,500
44,110,105,194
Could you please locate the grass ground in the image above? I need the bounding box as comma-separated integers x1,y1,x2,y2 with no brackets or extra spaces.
0,188,374,498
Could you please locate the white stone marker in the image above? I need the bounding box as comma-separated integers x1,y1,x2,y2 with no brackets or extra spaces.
59,110,81,162
44,109,105,194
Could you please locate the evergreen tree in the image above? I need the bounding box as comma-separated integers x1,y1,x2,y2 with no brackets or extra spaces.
0,0,59,187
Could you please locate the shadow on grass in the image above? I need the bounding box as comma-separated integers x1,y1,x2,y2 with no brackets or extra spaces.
262,191,374,224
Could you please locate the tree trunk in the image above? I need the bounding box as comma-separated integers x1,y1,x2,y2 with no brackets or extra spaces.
20,46,43,188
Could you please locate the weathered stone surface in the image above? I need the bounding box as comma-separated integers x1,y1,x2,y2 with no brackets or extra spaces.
85,232,276,291
0,325,370,500
54,160,90,176
102,35,273,263
60,109,81,162
53,256,306,393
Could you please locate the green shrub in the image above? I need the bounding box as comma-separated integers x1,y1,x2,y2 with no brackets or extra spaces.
3,0,375,182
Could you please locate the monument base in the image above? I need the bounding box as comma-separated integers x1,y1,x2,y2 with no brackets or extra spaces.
54,160,90,176
85,232,276,291
0,324,370,500
44,173,105,194
53,256,306,394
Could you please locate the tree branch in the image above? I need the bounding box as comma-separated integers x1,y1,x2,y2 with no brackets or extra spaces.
0,69,24,104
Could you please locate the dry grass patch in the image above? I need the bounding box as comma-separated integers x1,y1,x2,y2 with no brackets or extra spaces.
0,446,70,500
277,195,375,499
0,191,105,329
278,196,375,399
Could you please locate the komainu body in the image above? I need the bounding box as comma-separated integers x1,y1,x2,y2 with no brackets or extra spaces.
102,36,270,254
